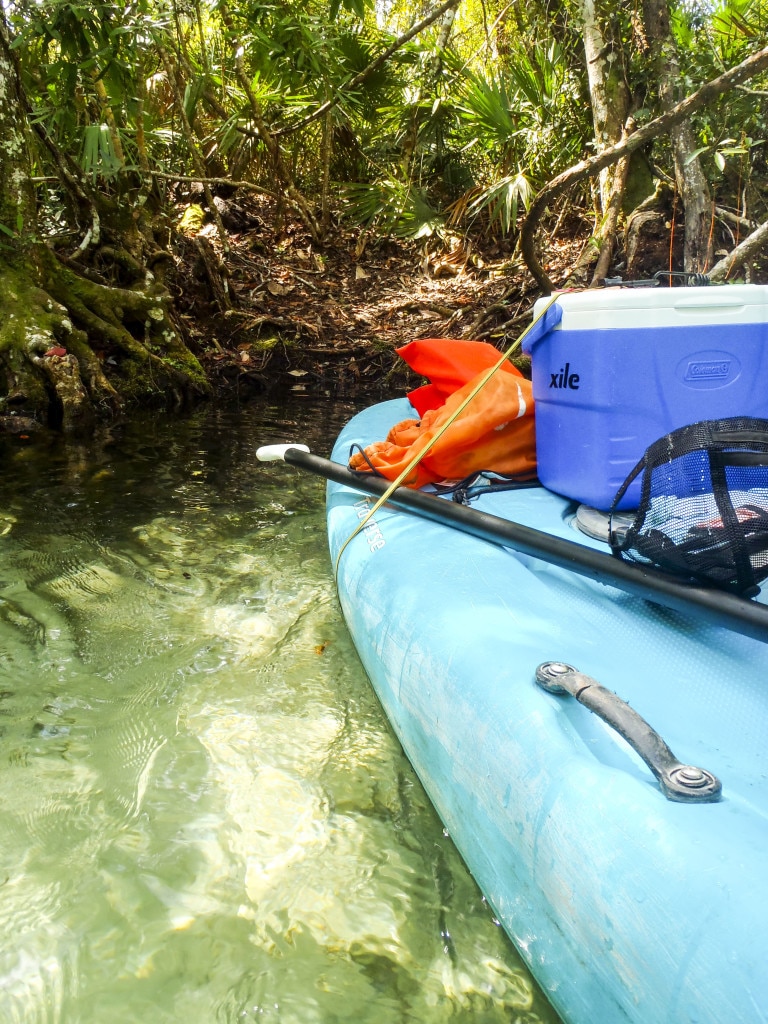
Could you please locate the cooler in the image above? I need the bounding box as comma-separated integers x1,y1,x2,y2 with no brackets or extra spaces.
523,285,768,509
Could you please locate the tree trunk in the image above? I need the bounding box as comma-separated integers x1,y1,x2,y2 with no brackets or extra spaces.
435,1,459,53
642,0,713,273
0,13,210,433
572,0,632,285
0,16,37,250
581,0,632,210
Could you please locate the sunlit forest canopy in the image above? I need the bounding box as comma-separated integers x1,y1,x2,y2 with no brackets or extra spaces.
6,0,765,227
0,0,766,428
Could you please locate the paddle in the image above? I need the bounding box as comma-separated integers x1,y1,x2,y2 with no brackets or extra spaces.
257,444,768,645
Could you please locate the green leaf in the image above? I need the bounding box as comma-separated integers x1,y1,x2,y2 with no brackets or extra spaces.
80,123,122,180
183,76,206,123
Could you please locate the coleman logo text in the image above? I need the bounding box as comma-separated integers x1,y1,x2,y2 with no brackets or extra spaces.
685,360,731,381
549,362,580,390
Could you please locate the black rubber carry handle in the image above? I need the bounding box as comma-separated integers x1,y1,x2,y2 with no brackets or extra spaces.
535,662,722,803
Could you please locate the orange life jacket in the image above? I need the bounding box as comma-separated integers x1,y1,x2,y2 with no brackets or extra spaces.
349,339,536,488
397,337,522,415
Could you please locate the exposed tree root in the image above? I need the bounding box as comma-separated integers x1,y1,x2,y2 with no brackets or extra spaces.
0,248,210,432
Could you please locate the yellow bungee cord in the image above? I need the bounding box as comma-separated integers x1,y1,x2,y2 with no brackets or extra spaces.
334,292,560,579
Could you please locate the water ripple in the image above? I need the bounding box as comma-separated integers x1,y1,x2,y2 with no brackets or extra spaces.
0,403,559,1024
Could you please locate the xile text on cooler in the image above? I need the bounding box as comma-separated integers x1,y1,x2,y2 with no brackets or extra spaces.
549,362,580,390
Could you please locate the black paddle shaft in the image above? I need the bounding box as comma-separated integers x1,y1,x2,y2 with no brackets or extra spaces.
281,447,768,646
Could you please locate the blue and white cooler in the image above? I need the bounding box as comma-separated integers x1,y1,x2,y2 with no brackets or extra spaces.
523,285,768,509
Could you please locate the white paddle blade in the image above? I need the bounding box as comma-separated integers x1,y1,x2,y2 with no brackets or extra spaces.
256,443,310,462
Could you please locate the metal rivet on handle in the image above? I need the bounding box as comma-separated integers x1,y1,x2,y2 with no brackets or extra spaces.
535,661,577,694
670,765,717,790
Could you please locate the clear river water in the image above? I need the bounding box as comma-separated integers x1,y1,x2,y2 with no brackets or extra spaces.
0,393,562,1024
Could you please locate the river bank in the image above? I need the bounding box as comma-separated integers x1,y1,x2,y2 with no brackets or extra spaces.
175,193,584,400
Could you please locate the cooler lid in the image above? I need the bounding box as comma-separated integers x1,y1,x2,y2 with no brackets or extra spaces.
533,284,768,330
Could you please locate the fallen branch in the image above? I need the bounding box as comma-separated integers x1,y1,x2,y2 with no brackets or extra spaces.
707,218,768,281
714,205,759,232
150,170,279,199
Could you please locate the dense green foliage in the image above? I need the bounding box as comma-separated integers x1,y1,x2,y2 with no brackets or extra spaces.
4,0,767,249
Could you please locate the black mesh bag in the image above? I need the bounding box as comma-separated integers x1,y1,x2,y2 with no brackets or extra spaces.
609,418,768,595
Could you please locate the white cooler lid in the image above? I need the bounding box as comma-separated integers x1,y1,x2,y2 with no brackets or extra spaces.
534,284,768,330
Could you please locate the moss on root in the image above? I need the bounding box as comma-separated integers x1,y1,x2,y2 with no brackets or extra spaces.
0,263,71,421
0,248,211,431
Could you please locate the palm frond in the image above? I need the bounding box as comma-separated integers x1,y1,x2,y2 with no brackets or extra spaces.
448,172,532,235
342,179,444,237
